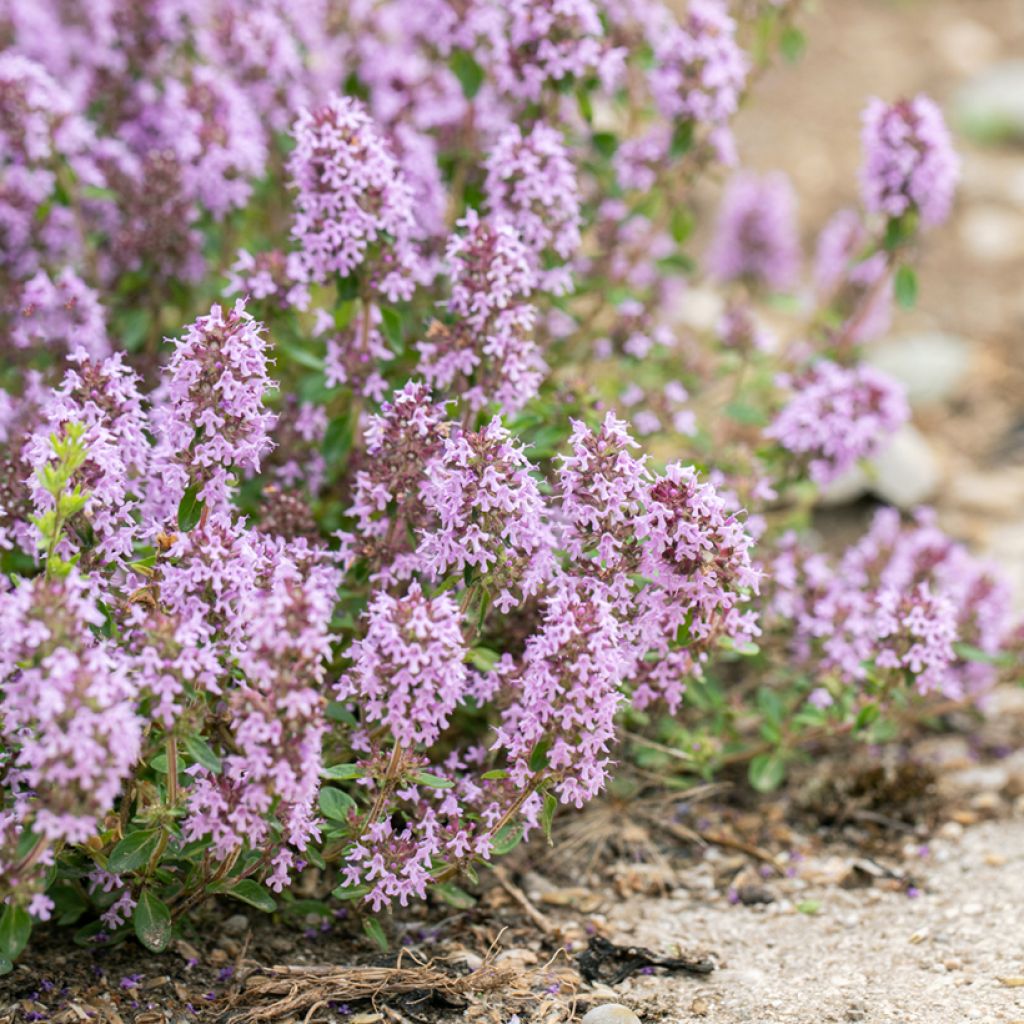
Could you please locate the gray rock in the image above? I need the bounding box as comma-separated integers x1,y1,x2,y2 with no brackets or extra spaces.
222,913,250,937
870,424,941,509
954,61,1024,144
865,332,972,406
581,1005,642,1024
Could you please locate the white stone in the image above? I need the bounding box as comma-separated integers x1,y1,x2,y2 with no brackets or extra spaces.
954,61,1024,144
865,332,973,406
869,424,941,508
581,1005,642,1024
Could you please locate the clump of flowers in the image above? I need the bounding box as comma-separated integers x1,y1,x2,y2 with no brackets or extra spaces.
860,95,960,228
288,94,421,300
0,0,1016,968
708,171,800,291
766,360,909,484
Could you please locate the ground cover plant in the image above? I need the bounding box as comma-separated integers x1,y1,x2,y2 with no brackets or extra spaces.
0,0,1020,975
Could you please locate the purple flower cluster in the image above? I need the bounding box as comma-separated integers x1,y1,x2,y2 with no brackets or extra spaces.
420,418,556,612
338,582,469,749
646,0,749,164
154,300,277,521
289,94,421,300
0,574,141,845
766,360,909,485
768,509,1014,699
484,123,581,291
417,210,543,414
708,172,800,291
860,96,959,228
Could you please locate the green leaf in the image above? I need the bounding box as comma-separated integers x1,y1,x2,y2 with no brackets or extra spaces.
670,206,695,245
468,647,500,672
541,791,558,843
490,823,523,856
480,769,509,781
380,306,404,354
332,883,371,901
528,740,550,772
796,899,822,915
450,50,485,99
0,956,11,976
894,265,918,309
748,752,786,793
183,735,222,774
779,25,806,62
209,879,276,914
363,916,388,950
319,787,356,821
177,484,204,532
669,120,694,157
0,905,31,961
433,882,477,909
591,132,618,158
854,702,880,731
133,891,172,952
322,762,363,780
108,829,162,874
953,642,1011,666
277,339,324,371
414,772,454,789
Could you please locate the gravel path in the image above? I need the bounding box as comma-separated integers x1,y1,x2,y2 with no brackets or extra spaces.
604,818,1024,1023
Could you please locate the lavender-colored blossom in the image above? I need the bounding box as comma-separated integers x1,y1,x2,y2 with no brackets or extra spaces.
708,172,800,290
766,361,909,485
288,94,421,300
338,582,469,749
0,573,141,844
7,269,109,360
490,574,627,807
484,123,581,289
813,209,893,343
420,418,557,612
486,0,622,102
860,95,959,228
153,300,277,522
646,0,749,164
418,210,544,415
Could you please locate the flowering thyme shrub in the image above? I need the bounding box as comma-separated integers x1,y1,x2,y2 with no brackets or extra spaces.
0,0,1019,968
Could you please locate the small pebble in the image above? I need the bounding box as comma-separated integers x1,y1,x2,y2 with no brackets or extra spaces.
222,914,250,937
581,1006,641,1024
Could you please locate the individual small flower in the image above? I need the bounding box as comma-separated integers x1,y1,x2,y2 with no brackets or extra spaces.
419,418,557,613
288,94,421,300
484,123,581,289
766,361,909,485
860,95,959,228
707,171,800,290
153,300,277,521
337,582,469,748
646,0,749,164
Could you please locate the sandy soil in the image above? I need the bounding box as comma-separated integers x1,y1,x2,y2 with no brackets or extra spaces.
605,818,1024,1024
